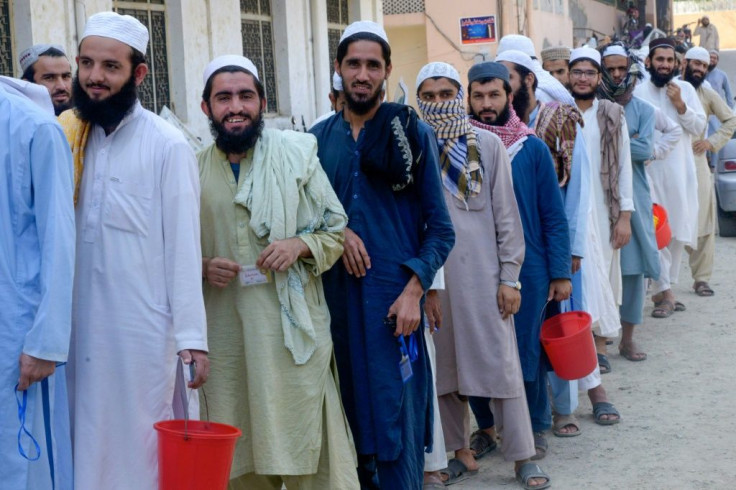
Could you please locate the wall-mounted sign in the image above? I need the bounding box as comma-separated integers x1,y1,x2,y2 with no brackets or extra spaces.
460,15,497,45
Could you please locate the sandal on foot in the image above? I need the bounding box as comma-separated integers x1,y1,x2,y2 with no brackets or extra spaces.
597,353,612,374
469,429,497,460
440,458,478,486
422,473,446,490
694,281,714,297
651,299,674,318
674,300,686,311
593,401,621,425
515,462,551,490
619,344,647,362
531,431,547,460
552,413,582,437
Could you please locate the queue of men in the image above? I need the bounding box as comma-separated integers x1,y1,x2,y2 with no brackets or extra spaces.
3,10,734,490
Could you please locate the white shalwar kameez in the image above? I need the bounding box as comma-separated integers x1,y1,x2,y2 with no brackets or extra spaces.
69,102,208,490
579,100,634,338
635,80,706,294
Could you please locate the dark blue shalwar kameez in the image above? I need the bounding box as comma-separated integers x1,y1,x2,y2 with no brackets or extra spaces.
311,111,454,490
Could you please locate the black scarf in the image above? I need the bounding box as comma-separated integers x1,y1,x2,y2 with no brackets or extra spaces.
360,103,423,191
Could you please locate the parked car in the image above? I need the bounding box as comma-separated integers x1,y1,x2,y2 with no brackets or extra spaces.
715,134,736,236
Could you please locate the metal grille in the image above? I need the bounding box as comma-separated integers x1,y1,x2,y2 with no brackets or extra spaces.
0,0,12,76
383,0,425,15
328,28,342,66
327,0,349,68
241,15,278,113
241,0,270,15
115,1,171,114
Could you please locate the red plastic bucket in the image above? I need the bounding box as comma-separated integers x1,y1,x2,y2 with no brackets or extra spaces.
154,420,241,490
540,311,596,380
652,203,671,250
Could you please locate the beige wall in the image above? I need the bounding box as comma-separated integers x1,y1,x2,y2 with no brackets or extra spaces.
385,21,428,108
675,11,736,50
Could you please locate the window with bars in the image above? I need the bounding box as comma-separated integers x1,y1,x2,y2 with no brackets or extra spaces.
327,0,349,66
113,0,171,114
241,0,278,113
0,0,13,76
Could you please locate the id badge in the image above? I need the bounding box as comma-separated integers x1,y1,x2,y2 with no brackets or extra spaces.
399,353,413,383
239,265,273,287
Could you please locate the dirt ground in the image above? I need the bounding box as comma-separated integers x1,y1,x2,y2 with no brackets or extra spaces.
452,235,736,489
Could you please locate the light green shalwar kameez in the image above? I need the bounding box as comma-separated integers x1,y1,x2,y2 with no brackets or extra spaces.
198,129,358,490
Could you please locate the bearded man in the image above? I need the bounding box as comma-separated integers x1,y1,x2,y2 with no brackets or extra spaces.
466,61,571,469
599,44,660,363
19,44,73,115
681,47,736,298
705,50,733,109
59,12,209,489
635,38,706,318
541,46,572,88
197,55,359,489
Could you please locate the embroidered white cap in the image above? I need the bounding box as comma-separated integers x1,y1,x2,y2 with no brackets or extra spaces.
498,34,536,58
495,50,536,74
203,55,259,85
685,46,710,64
332,71,343,91
602,44,628,58
339,21,389,46
81,12,149,55
19,44,67,73
570,46,601,67
415,62,461,90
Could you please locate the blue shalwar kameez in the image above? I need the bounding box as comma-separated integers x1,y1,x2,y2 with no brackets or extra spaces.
0,85,75,490
311,111,454,490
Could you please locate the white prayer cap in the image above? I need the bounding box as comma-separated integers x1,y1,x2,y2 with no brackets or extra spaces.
601,44,628,58
339,21,389,46
203,55,259,85
570,46,601,67
495,50,536,74
498,34,536,58
332,71,343,91
81,12,149,55
685,46,710,64
415,62,460,90
19,44,67,73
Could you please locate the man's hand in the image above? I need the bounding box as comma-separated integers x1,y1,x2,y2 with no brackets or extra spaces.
256,237,310,272
204,257,241,288
548,279,572,302
342,227,371,277
612,212,632,249
497,284,521,319
424,290,442,333
693,139,714,155
388,276,423,336
666,82,686,114
572,256,582,275
178,350,210,389
17,354,56,391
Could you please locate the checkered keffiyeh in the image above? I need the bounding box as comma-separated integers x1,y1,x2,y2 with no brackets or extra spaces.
418,89,483,202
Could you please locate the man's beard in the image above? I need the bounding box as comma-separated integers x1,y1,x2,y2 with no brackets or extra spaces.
344,82,382,115
471,100,511,126
709,63,717,72
647,64,675,88
684,65,705,89
73,73,137,128
571,87,596,101
511,82,531,120
53,99,73,116
208,109,264,155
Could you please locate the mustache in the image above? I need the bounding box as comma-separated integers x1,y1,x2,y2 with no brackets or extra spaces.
52,89,71,97
85,82,110,90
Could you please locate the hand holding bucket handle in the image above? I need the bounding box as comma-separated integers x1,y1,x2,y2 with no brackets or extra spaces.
178,349,209,388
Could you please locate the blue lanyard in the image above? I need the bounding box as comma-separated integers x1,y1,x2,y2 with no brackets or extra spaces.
398,333,418,363
14,384,41,461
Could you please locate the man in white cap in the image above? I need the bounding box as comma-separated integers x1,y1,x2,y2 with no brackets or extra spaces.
599,43,660,363
635,38,706,318
540,46,572,88
196,54,359,489
19,44,73,115
60,11,209,489
311,21,455,490
681,46,736,298
0,63,75,490
310,71,346,129
570,46,630,424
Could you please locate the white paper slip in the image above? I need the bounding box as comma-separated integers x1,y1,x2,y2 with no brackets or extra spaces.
239,265,273,287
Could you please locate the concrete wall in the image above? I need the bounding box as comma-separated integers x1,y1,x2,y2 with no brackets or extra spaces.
385,20,427,108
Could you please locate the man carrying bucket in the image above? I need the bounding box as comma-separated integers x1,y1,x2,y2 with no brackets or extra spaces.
198,55,360,489
599,44,661,364
62,12,210,489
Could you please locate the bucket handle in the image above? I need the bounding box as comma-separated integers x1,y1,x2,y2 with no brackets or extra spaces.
177,357,210,440
538,295,577,332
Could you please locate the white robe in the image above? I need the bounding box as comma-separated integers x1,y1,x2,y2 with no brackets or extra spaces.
579,99,634,336
635,79,706,247
69,102,208,490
